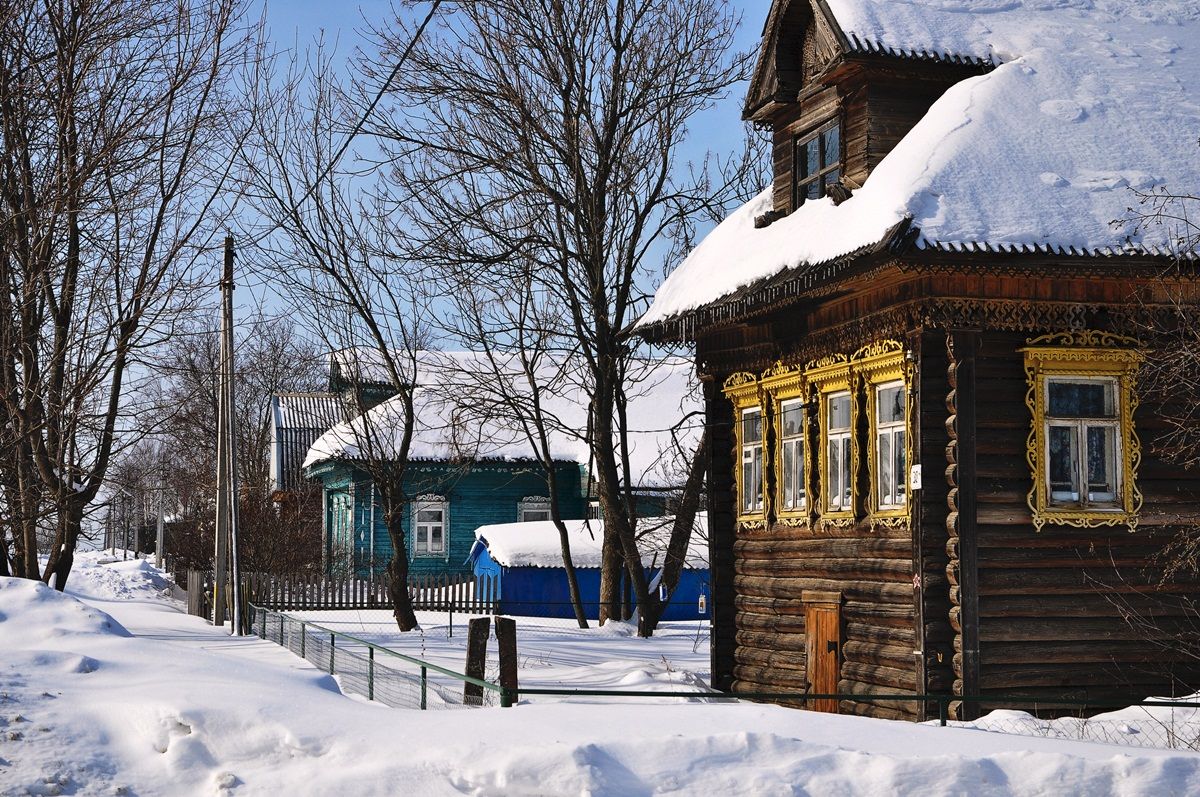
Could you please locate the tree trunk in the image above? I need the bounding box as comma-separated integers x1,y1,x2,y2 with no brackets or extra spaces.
384,509,419,631
43,499,85,591
598,530,622,624
639,429,708,635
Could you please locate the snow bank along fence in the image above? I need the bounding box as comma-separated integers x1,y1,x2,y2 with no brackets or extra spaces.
249,603,508,710
186,569,499,614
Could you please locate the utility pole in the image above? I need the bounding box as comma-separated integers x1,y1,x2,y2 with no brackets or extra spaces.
213,235,245,634
155,448,166,570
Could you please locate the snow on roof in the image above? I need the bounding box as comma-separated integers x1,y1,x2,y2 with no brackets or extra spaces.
639,0,1200,327
471,513,708,570
303,352,701,486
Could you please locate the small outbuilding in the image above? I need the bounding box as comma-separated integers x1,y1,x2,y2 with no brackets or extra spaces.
468,515,710,622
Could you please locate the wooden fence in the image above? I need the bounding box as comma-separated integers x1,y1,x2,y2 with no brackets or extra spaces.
186,569,500,615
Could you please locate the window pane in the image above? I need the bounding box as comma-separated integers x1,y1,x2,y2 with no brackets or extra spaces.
417,509,442,523
805,180,821,201
828,438,842,508
878,432,893,505
822,126,840,168
1049,381,1115,418
754,447,764,509
524,510,551,522
783,439,795,509
877,385,904,424
1049,425,1080,501
431,527,443,551
742,451,755,513
840,437,853,507
782,402,804,438
829,394,851,431
797,439,806,503
1087,425,1118,502
805,138,820,178
743,410,761,443
823,169,840,192
895,429,907,503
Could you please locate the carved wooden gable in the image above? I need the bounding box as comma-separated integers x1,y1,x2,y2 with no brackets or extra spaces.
744,0,845,123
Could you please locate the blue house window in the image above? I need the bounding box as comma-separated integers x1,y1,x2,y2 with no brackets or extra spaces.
414,496,447,556
520,496,551,522
328,491,353,569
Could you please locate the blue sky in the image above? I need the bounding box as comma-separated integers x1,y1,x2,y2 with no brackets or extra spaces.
260,0,769,181
245,0,771,319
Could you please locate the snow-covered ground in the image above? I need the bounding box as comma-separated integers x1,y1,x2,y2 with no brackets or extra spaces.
5,552,1200,796
286,608,714,700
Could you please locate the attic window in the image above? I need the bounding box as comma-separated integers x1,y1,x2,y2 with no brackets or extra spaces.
794,122,841,208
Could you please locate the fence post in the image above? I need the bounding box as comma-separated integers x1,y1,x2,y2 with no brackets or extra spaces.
939,696,948,727
449,608,454,639
368,647,375,701
259,607,266,640
300,621,306,659
495,616,518,708
279,613,285,646
420,665,427,710
464,616,490,706
329,632,336,675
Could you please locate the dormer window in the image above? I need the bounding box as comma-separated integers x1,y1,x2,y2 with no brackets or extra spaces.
794,122,841,208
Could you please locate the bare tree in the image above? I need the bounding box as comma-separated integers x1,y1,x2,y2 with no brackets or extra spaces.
0,0,263,587
367,0,746,634
239,44,434,631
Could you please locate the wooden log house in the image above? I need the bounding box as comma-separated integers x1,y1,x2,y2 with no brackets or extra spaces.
637,0,1200,719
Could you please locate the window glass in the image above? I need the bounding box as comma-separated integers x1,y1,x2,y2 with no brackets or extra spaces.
743,409,762,444
805,139,820,178
822,126,840,168
1049,381,1115,417
741,408,764,514
877,385,904,424
1048,424,1080,501
415,501,447,554
829,394,851,430
1087,425,1117,501
780,400,805,511
795,123,842,207
827,391,852,511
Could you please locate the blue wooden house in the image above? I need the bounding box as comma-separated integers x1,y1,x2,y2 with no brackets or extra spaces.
468,515,710,621
294,350,700,580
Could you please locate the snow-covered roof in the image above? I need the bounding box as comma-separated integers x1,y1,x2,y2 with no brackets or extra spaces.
303,352,701,486
270,393,349,492
471,513,708,570
640,0,1200,328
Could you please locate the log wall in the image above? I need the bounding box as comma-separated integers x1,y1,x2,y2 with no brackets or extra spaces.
952,330,1200,709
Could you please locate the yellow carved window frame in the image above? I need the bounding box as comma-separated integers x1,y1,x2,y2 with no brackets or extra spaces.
1020,331,1142,532
806,354,855,525
761,362,809,528
723,372,768,530
852,340,913,528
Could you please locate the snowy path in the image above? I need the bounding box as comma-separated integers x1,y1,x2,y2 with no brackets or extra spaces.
4,554,1200,796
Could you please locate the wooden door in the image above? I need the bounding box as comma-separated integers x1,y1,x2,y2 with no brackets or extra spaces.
805,603,842,713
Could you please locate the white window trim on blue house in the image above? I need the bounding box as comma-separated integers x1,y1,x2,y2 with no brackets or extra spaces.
413,495,449,558
519,496,552,523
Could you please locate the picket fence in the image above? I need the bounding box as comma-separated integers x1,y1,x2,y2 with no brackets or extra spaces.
197,570,501,614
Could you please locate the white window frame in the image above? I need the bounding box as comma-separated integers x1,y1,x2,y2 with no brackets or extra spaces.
741,406,765,515
778,398,806,512
520,496,552,523
413,497,448,557
1043,376,1122,510
874,380,907,510
826,391,853,512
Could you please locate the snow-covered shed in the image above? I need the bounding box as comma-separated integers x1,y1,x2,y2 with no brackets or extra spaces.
638,0,1200,720
468,515,710,621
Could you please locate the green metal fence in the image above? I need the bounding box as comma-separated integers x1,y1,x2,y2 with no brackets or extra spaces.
249,604,507,710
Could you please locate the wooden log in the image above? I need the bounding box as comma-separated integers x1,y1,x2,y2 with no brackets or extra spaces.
732,664,808,690
735,646,807,671
841,662,917,691
734,574,913,602
734,537,912,560
735,557,913,580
